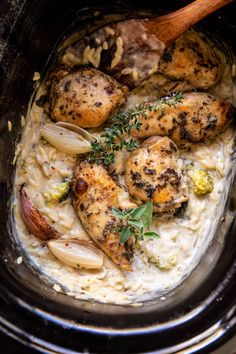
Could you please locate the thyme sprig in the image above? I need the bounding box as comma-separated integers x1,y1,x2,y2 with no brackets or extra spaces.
112,201,160,244
88,92,184,165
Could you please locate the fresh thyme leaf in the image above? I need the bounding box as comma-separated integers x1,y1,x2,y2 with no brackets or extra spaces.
129,204,147,219
127,218,144,229
143,231,160,239
111,207,125,219
138,233,145,241
120,227,131,244
88,92,184,166
121,139,139,151
112,201,160,244
141,201,153,228
121,209,135,217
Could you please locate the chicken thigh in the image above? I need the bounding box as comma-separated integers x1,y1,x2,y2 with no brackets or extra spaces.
158,30,224,89
131,92,234,149
48,67,128,128
73,161,132,270
125,136,188,213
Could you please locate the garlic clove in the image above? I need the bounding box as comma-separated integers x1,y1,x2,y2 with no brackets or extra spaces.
41,124,92,154
20,186,59,240
48,239,104,269
56,122,96,142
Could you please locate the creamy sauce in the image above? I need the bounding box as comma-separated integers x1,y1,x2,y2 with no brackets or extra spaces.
13,27,236,305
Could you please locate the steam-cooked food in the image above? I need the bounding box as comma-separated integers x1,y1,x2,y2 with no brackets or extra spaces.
42,179,71,203
189,169,214,196
13,14,236,305
125,136,189,213
19,186,59,240
62,20,165,88
41,123,95,154
48,239,104,269
158,31,223,89
128,73,195,104
63,29,224,89
48,67,128,128
72,161,133,270
131,92,234,148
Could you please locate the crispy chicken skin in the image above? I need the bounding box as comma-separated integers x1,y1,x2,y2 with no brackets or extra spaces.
48,67,128,128
158,31,223,89
131,92,234,149
125,136,189,213
72,161,132,270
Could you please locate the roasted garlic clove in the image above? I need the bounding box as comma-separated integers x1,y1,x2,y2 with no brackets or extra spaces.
47,239,104,269
55,122,96,142
41,123,93,154
20,186,59,240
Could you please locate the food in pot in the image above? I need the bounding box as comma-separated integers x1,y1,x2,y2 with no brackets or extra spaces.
47,239,104,270
73,161,133,270
158,30,224,89
130,92,233,148
41,123,95,154
189,169,214,196
20,186,59,240
48,67,128,128
62,20,165,87
124,136,189,212
13,15,235,305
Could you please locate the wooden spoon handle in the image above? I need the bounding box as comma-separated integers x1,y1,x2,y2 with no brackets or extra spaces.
146,0,234,46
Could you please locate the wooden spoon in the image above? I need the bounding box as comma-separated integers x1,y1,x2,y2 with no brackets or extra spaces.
63,0,234,87
146,0,234,47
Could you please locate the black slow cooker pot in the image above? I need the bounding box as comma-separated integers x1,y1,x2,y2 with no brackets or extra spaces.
0,0,236,353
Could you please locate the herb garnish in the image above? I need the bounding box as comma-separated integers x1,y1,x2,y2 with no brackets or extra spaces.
88,92,184,165
112,201,160,244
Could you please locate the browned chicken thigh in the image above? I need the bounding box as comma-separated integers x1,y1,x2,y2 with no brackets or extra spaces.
131,92,234,149
125,136,189,213
158,31,223,89
48,67,128,128
73,161,132,270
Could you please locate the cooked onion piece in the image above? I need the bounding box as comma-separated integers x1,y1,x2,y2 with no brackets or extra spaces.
20,186,59,240
41,124,93,154
48,239,104,269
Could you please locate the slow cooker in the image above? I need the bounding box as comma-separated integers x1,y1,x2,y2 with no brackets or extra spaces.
0,0,236,352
